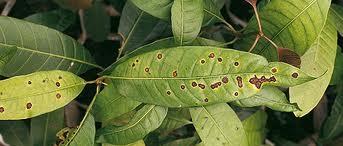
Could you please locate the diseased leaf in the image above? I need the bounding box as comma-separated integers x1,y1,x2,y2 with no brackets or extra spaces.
0,70,86,120
58,114,96,146
131,0,173,21
171,0,204,45
30,108,64,146
156,109,192,133
24,9,76,31
238,0,331,60
331,4,343,34
0,120,32,146
242,110,267,146
232,86,300,112
0,16,101,77
104,45,315,107
190,103,248,146
290,11,337,117
96,105,168,145
92,82,141,123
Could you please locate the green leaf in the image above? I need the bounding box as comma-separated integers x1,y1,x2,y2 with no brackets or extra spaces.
171,0,204,45
202,0,224,26
0,16,101,77
330,47,343,85
104,45,315,107
131,0,173,21
24,9,76,31
162,136,199,146
0,70,86,120
0,120,32,146
331,4,343,34
84,1,111,42
58,114,96,146
103,140,146,146
96,105,168,145
92,82,141,123
156,108,192,133
119,1,170,54
30,108,64,146
290,10,337,117
232,86,300,112
0,46,17,74
190,103,248,146
238,0,331,60
242,110,267,146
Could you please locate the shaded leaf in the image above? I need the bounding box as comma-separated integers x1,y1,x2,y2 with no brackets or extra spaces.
189,103,248,146
92,81,141,123
0,46,17,74
290,11,337,117
331,4,343,34
330,47,343,85
30,108,64,146
242,110,267,146
131,0,173,21
238,0,331,60
202,0,224,26
0,120,32,146
103,140,146,146
24,9,76,31
171,0,204,45
162,136,199,146
232,86,300,112
156,109,192,133
96,105,168,145
104,45,315,107
0,16,101,77
0,70,86,120
53,0,92,10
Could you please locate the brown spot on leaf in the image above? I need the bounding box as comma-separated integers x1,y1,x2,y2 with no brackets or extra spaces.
0,107,4,113
26,103,32,109
249,75,277,89
201,59,206,64
180,85,185,90
28,81,32,84
222,76,228,84
204,98,209,102
271,68,277,73
209,53,215,58
0,92,2,95
218,57,223,63
157,53,163,59
56,82,61,87
135,59,139,62
198,84,206,89
172,71,177,77
58,76,62,79
192,82,197,87
234,62,239,66
210,82,222,89
144,67,150,73
234,92,239,96
292,72,298,78
166,91,171,95
236,76,243,88
132,63,135,67
56,93,61,99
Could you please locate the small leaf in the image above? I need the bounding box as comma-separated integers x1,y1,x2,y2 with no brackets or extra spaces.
92,82,141,123
24,9,76,31
171,0,204,45
131,0,173,21
0,120,32,146
30,108,64,146
96,105,168,145
0,70,86,120
242,110,267,146
0,16,100,77
104,45,315,107
190,103,248,146
290,10,337,117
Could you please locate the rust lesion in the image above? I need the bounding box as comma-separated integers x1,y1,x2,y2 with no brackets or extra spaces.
209,53,215,59
292,72,298,78
191,82,197,87
204,98,209,102
172,70,177,77
249,75,277,89
198,84,206,89
0,107,4,113
236,76,243,88
157,53,163,59
180,84,185,90
210,82,222,89
26,103,32,109
200,59,206,64
234,92,239,96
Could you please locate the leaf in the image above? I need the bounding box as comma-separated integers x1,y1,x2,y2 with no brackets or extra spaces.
202,0,224,26
103,140,146,146
24,9,76,31
92,81,141,123
171,0,204,45
84,1,111,42
0,16,101,77
290,10,337,117
156,109,192,133
242,110,267,146
189,103,248,146
0,120,32,146
162,136,199,146
96,105,168,145
58,114,96,146
238,0,331,60
0,70,86,120
0,46,17,74
331,4,343,34
104,45,315,107
30,108,64,146
232,86,300,112
53,0,93,10
119,1,170,54
330,47,343,85
131,0,173,21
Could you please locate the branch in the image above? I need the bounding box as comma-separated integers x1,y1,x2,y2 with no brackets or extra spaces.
1,0,16,16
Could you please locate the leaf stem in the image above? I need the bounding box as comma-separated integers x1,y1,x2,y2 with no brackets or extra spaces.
219,37,239,47
248,34,260,52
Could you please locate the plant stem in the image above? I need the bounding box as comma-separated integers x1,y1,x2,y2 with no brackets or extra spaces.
1,0,16,16
78,10,87,44
262,35,279,49
248,34,260,52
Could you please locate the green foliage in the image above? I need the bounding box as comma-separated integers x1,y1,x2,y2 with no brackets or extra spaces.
242,110,267,146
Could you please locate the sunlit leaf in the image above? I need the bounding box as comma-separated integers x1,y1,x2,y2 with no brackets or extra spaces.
0,70,86,120
242,110,267,146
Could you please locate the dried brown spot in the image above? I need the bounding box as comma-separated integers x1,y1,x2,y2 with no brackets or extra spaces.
249,75,277,89
42,80,46,83
198,84,206,89
28,81,32,84
234,92,239,96
201,59,206,64
192,82,197,87
132,63,135,67
222,76,229,84
236,76,243,88
56,82,61,87
292,72,298,78
204,98,209,102
234,62,239,66
135,59,139,62
0,107,4,113
210,82,222,89
270,76,276,82
58,76,62,79
157,53,163,59
218,57,223,63
144,67,150,73
172,71,177,77
166,91,171,95
209,53,215,58
180,84,185,90
26,103,32,109
271,68,277,73
56,93,61,99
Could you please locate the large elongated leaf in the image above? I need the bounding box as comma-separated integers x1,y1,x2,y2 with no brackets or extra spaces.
31,109,64,146
290,11,337,117
331,4,343,34
0,16,100,77
24,9,76,31
131,0,173,21
190,103,248,146
104,45,314,107
0,46,16,74
0,70,86,120
92,82,141,123
242,110,267,146
202,0,224,26
156,109,192,133
232,86,300,112
96,105,168,145
238,0,331,60
171,0,204,45
0,120,32,146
